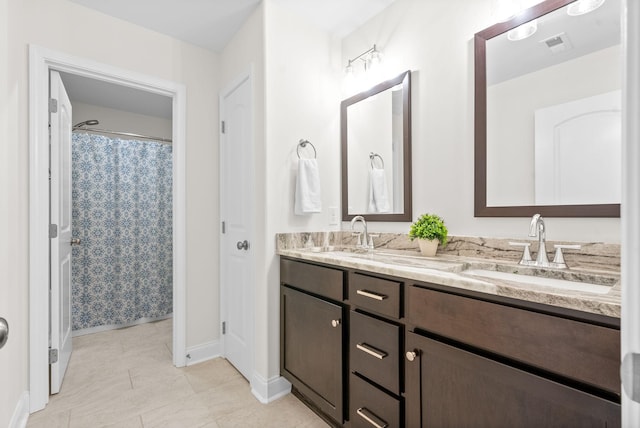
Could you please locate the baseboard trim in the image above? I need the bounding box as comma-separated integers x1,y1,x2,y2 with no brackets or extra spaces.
9,391,29,428
185,340,221,366
251,373,292,404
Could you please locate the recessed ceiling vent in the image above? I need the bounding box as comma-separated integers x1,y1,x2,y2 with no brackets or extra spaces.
541,32,573,54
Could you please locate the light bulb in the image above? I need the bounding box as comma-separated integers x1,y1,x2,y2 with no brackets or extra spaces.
567,0,605,16
507,20,538,41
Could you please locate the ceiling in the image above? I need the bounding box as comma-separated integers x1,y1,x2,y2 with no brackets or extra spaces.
487,0,620,85
69,0,397,52
64,0,396,119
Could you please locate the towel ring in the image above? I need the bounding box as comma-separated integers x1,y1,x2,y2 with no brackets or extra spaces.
297,139,317,159
370,152,384,169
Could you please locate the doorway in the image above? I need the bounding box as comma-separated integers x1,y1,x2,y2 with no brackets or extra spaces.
29,45,187,413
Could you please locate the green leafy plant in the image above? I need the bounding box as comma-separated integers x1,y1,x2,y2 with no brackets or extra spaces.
409,213,448,247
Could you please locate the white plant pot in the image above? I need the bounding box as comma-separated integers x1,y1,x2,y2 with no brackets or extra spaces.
418,238,439,257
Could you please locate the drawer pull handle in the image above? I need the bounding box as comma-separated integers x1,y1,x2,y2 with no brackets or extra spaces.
356,343,388,360
356,289,388,301
356,407,388,428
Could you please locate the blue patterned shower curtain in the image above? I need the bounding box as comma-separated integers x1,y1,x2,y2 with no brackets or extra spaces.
71,132,173,332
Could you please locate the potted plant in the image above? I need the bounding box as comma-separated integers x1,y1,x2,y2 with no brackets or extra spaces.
409,213,448,257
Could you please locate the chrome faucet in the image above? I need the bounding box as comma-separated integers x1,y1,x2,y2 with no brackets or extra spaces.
529,214,549,267
350,215,370,249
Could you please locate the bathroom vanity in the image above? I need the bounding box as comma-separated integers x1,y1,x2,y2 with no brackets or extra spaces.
278,234,620,428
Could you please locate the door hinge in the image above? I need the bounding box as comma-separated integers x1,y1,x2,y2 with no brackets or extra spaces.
49,98,58,113
221,221,226,234
49,348,59,364
49,224,58,239
221,121,226,134
222,321,226,335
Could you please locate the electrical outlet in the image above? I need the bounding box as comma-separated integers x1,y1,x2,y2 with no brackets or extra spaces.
328,206,339,225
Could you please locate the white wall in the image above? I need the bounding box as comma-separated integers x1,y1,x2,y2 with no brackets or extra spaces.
2,0,219,422
71,102,173,141
263,0,342,380
340,0,620,243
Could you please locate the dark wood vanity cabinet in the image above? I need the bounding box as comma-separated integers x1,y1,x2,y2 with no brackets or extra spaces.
280,259,346,424
405,331,620,428
405,284,621,428
348,272,404,428
280,257,621,428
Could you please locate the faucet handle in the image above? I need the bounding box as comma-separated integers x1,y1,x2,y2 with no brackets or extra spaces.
552,244,581,268
509,242,533,265
367,234,379,250
352,232,362,247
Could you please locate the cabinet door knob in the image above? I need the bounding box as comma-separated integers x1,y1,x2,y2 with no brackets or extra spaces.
331,319,341,328
406,350,418,362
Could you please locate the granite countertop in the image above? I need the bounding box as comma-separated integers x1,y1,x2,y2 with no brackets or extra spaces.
277,243,621,319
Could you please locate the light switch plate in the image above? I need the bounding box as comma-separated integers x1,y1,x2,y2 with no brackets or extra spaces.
328,207,339,225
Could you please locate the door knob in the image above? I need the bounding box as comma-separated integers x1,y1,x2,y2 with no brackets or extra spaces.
0,318,8,350
406,350,418,362
236,240,249,250
71,238,81,246
331,319,341,328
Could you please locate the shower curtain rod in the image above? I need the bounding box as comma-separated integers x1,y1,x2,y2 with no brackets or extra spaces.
74,127,173,143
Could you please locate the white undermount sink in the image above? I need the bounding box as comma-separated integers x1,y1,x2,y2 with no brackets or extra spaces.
464,269,613,295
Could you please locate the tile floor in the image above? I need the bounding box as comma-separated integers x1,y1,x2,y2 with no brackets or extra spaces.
26,319,329,428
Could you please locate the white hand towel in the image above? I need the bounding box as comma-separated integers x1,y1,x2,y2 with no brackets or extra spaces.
368,168,390,213
295,158,322,215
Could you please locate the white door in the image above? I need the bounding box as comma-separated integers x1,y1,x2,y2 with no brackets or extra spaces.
534,90,621,205
220,72,254,381
49,70,73,394
622,1,640,425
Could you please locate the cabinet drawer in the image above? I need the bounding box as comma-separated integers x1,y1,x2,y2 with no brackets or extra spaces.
350,374,400,428
281,258,344,301
350,311,400,394
349,272,401,319
407,285,620,395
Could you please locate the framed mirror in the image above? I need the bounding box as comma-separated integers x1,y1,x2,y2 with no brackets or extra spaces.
341,70,412,221
474,0,621,217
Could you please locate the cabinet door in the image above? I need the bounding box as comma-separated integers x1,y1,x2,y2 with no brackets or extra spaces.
405,332,620,428
281,286,344,423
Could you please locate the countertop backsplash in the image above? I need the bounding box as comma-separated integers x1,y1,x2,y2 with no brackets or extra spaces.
276,232,620,274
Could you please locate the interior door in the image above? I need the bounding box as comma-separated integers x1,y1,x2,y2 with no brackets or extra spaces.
534,90,621,205
220,73,253,381
49,70,73,394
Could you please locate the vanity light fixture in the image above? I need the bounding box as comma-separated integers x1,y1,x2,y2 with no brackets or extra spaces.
345,44,382,75
567,0,605,16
